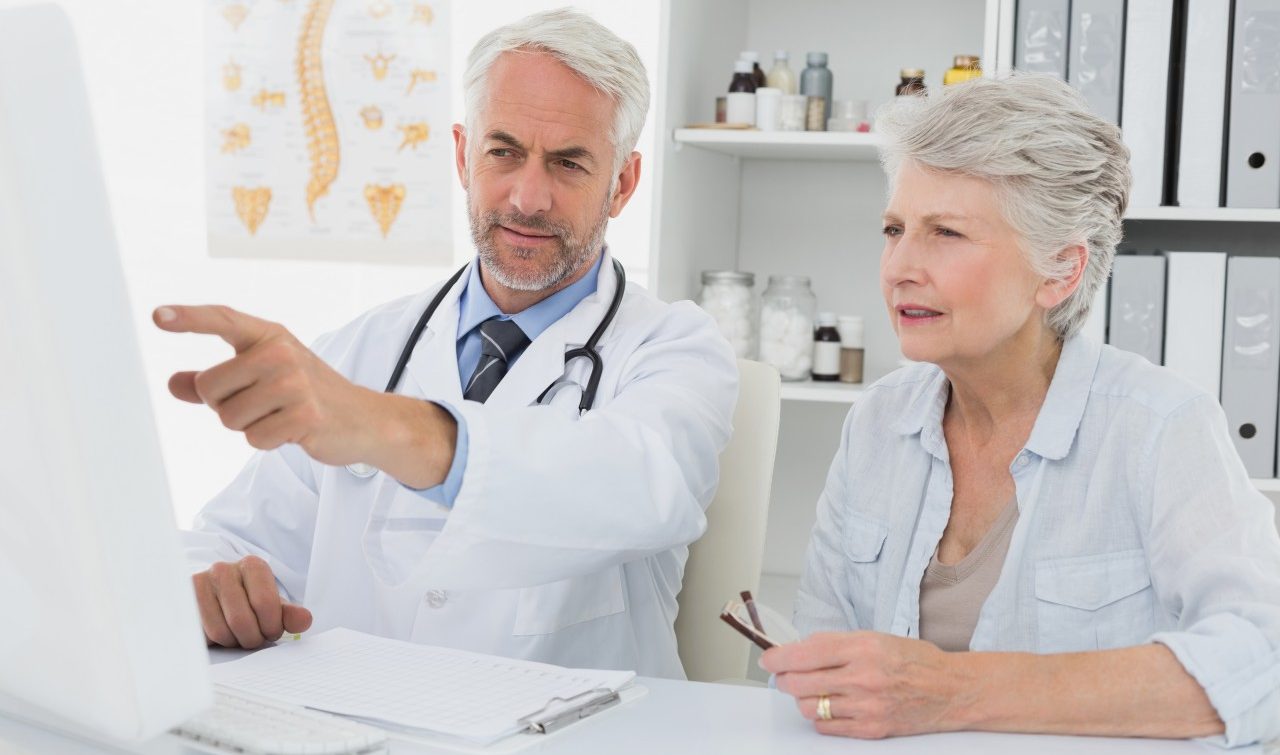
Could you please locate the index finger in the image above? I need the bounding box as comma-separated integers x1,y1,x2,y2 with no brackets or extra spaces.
760,632,861,674
153,304,275,353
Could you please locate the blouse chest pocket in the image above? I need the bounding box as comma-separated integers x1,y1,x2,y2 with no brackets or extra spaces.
1034,549,1155,653
843,513,889,621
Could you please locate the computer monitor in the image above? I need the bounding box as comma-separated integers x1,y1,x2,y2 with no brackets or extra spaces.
0,2,212,744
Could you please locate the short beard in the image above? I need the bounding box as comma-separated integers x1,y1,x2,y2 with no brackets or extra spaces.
468,190,611,292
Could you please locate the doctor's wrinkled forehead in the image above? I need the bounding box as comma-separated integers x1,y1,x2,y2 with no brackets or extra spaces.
461,8,649,175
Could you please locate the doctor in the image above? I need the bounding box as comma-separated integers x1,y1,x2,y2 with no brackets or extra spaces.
155,9,737,679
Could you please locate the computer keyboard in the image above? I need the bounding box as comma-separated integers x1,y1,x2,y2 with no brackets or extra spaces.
171,689,388,755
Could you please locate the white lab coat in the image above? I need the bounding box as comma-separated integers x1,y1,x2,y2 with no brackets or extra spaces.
182,253,739,678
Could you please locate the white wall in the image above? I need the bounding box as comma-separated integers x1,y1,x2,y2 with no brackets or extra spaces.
48,0,660,526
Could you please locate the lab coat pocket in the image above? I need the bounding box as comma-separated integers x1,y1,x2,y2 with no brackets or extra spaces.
1034,549,1154,653
362,478,451,587
843,513,889,617
511,566,626,636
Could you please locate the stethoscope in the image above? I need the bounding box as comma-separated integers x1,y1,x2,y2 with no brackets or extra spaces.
346,258,626,478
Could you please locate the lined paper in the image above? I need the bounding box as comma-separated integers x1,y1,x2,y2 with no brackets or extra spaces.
210,628,634,745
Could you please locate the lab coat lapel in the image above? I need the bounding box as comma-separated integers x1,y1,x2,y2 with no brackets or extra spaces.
484,252,619,408
403,266,469,404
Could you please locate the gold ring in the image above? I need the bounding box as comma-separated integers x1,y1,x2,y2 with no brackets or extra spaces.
817,694,832,721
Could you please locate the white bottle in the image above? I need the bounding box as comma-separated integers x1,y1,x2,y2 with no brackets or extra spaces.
766,50,798,95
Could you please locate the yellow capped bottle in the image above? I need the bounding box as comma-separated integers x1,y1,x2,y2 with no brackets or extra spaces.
943,55,982,85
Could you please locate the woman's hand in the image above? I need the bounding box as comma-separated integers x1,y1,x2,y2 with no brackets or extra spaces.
760,631,973,739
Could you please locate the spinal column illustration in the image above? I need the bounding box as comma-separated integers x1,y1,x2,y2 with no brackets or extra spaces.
296,0,339,222
232,187,272,235
365,183,405,238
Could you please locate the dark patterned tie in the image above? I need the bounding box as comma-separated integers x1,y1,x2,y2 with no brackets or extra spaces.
463,318,530,403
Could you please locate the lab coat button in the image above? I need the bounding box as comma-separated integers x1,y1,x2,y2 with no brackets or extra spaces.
425,589,447,608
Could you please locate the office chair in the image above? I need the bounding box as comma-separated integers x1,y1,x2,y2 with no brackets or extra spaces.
675,358,781,683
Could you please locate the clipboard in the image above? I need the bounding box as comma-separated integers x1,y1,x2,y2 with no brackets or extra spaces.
384,684,649,754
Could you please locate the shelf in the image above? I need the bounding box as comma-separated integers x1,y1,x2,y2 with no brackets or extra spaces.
1255,479,1280,493
1124,206,1280,223
672,129,884,161
779,380,866,403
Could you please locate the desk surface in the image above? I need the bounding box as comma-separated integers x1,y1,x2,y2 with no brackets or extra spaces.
0,650,1262,755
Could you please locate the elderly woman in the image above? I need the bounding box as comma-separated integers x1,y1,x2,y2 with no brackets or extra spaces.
760,73,1280,747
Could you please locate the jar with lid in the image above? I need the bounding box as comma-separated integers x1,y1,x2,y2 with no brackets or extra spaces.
697,271,757,359
944,55,982,85
759,274,818,381
895,68,926,98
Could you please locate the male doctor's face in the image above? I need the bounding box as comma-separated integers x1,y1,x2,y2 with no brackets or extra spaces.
454,50,641,293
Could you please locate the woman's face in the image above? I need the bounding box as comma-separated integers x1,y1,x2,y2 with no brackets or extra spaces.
880,161,1052,367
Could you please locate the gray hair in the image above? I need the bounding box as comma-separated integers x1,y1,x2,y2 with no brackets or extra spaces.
463,8,650,179
875,73,1131,339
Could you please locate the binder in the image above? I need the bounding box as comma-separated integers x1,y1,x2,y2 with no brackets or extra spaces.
1162,252,1227,398
1069,0,1126,123
1177,0,1232,207
1082,278,1110,344
1108,255,1166,365
1222,257,1280,479
1226,0,1280,209
1121,0,1177,207
1016,0,1070,78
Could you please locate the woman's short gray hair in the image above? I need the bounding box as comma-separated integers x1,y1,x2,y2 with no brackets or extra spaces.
463,8,649,178
875,73,1131,339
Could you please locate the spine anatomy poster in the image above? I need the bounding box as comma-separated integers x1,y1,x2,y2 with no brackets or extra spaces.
207,0,452,265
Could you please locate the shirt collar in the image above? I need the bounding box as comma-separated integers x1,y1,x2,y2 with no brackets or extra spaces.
890,333,1102,462
456,250,604,343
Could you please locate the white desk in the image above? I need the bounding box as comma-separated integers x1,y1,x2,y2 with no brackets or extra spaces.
0,650,1262,755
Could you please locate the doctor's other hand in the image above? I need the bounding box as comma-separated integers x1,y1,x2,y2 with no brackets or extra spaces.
192,556,312,648
152,304,456,488
760,631,963,739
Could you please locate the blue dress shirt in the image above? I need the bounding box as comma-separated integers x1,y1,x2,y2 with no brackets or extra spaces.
417,253,603,506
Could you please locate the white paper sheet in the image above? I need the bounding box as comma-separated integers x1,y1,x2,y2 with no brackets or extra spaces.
209,628,635,746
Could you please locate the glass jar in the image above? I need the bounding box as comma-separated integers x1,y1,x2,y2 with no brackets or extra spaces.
697,271,757,359
758,274,817,381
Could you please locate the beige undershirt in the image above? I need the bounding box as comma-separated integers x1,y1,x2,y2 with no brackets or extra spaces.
918,496,1020,652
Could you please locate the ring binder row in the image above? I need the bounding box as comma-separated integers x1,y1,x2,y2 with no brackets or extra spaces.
1104,252,1280,479
1013,0,1280,210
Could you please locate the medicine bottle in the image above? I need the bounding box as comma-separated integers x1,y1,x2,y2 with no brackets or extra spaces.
740,51,767,89
729,60,757,93
837,315,865,384
895,68,926,98
944,55,982,86
812,313,841,382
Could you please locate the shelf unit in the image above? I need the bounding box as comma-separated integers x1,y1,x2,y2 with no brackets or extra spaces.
777,380,865,403
1123,206,1280,223
672,129,883,161
648,0,1280,667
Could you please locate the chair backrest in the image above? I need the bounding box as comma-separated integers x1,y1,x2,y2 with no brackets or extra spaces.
675,359,781,682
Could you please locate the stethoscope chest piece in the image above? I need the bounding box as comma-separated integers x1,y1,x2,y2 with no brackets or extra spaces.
346,462,378,478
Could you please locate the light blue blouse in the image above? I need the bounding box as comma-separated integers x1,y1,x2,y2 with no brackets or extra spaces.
795,334,1280,747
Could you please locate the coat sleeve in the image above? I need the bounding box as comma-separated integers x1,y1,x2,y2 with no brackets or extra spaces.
411,302,739,590
179,328,348,603
181,443,320,603
1144,395,1280,747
